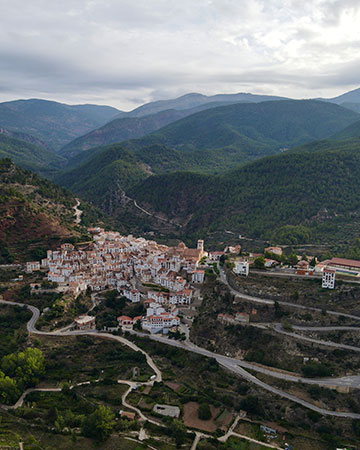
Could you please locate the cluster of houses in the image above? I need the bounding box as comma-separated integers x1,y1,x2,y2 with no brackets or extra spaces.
33,229,206,299
25,228,210,334
118,299,181,331
230,246,348,289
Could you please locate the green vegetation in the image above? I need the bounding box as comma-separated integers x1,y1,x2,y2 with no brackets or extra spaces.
81,404,116,441
0,98,119,151
0,158,110,261
301,362,332,378
129,139,360,243
0,348,45,404
58,100,360,208
59,109,187,159
198,402,212,420
0,132,65,177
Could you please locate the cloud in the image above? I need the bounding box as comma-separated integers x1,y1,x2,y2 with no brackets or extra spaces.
0,0,359,109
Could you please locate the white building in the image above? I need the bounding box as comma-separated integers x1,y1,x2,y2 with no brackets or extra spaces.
74,315,96,330
233,261,249,276
26,261,41,273
119,287,141,303
192,270,205,283
322,268,335,289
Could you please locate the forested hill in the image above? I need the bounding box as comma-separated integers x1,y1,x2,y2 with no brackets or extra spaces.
0,159,108,262
118,91,289,118
332,119,360,140
58,99,360,202
0,99,119,150
59,109,189,159
0,132,65,177
60,100,260,159
129,139,360,243
147,100,359,153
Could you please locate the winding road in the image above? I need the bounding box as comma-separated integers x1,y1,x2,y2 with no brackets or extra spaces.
221,267,360,320
2,299,360,420
221,267,360,349
73,199,82,225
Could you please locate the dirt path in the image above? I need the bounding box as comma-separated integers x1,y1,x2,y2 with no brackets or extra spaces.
73,199,82,224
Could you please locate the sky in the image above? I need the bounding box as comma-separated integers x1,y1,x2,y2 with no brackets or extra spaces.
1,0,360,111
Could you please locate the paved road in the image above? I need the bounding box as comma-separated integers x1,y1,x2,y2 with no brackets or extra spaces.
3,387,62,410
131,328,360,390
220,267,360,321
293,325,360,332
119,381,160,425
250,269,360,285
2,299,360,419
273,323,360,353
0,299,162,383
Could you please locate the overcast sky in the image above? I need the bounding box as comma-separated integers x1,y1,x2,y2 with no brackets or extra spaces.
1,0,360,110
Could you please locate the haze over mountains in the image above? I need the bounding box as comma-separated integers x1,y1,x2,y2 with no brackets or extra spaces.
0,99,120,150
2,87,360,246
58,100,359,195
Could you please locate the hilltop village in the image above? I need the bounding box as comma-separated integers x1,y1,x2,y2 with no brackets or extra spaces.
3,226,360,448
27,228,209,334
23,228,360,337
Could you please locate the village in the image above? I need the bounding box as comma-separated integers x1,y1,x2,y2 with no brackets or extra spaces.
23,227,360,338
25,228,210,334
4,229,360,449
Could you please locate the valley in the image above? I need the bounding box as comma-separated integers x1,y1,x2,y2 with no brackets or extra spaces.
2,88,360,449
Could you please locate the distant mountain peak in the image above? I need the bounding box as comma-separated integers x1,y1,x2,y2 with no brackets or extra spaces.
328,87,360,104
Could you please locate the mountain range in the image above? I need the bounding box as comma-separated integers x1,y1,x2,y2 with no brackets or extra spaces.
57,100,359,200
127,138,360,241
2,87,360,248
0,99,119,151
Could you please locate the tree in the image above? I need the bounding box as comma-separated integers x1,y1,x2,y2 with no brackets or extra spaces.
240,395,262,415
309,257,317,267
105,290,118,307
274,301,284,318
171,419,187,447
1,347,45,388
82,405,115,441
198,403,211,420
301,362,332,378
0,370,19,404
287,253,298,267
254,256,265,270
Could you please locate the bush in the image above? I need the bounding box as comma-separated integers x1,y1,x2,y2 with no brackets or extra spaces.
301,362,332,378
81,405,115,441
198,403,211,420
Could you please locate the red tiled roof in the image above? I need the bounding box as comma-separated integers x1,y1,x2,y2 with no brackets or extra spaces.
328,257,360,269
117,315,133,321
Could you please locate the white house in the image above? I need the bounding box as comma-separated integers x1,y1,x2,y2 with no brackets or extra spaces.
233,261,249,276
26,261,41,273
192,270,205,283
120,287,141,303
142,312,180,333
74,315,96,330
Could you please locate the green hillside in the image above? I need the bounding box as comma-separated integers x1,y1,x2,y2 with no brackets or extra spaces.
58,146,149,203
0,99,119,150
57,99,360,205
0,133,65,177
149,100,359,154
59,109,188,159
0,159,110,262
59,101,252,160
129,138,360,243
332,120,360,140
122,91,289,117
